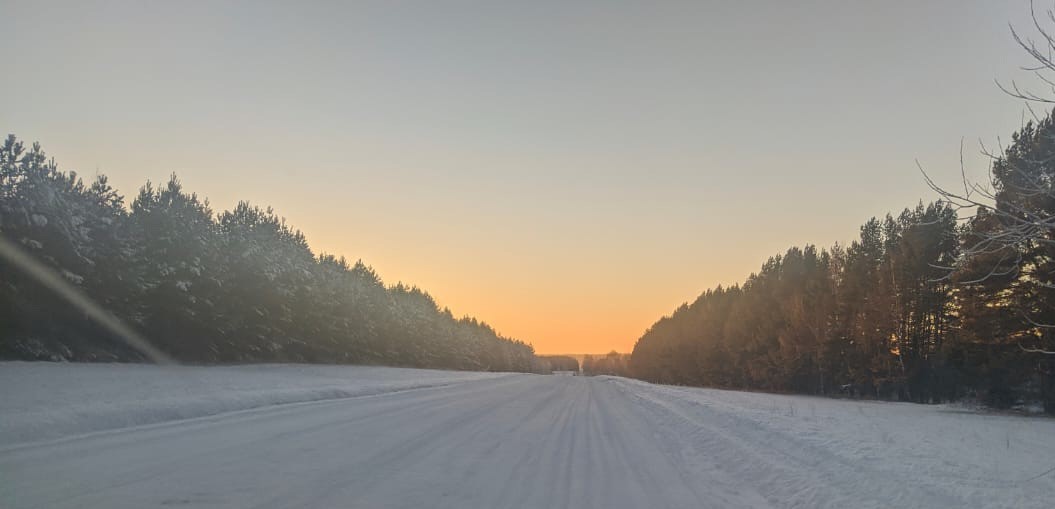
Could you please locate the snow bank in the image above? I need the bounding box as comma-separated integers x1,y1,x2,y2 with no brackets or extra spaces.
608,377,1055,508
0,362,509,447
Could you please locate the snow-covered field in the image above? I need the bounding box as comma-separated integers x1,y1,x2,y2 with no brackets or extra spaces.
2,363,1053,508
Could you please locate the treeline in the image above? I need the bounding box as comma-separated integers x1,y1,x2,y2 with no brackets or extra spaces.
582,351,631,377
0,135,537,372
631,111,1055,413
538,355,580,373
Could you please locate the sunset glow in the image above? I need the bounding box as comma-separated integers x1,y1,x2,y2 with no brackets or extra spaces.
4,1,1038,353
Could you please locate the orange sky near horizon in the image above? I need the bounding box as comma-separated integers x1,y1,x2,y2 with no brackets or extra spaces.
3,1,1040,354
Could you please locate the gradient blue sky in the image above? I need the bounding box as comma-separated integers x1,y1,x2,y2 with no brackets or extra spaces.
2,0,1042,353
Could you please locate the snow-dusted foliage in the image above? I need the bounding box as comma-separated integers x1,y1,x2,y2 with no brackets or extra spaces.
0,135,536,371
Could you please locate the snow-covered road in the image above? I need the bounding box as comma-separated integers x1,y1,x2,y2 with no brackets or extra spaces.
2,364,1054,508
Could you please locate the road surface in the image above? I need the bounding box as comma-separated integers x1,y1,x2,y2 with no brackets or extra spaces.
2,373,1054,508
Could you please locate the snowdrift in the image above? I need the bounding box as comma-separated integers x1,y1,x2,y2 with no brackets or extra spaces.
0,362,509,447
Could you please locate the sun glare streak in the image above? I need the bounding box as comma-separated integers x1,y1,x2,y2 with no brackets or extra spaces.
0,236,174,365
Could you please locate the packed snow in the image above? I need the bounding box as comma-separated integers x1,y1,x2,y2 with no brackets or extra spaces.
2,363,1053,508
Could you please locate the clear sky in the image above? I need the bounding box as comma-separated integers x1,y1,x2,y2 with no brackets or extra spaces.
2,1,1043,354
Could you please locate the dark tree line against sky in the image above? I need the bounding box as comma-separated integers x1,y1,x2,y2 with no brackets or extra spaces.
0,136,536,373
2,112,1054,410
630,109,1055,413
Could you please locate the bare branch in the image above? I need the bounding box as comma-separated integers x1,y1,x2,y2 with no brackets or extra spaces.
1019,342,1055,355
